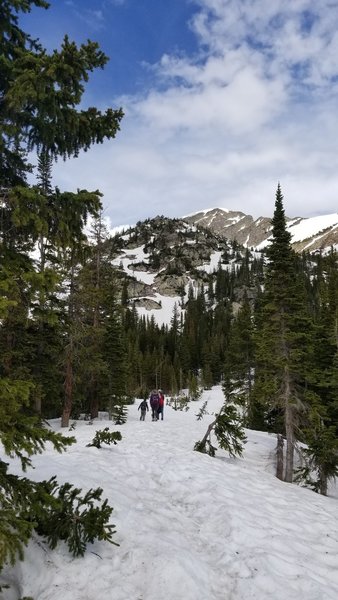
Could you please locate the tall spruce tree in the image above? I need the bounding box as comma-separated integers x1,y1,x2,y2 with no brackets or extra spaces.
253,184,314,482
225,290,254,419
104,300,129,423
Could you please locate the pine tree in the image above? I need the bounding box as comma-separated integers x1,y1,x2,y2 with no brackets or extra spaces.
253,185,314,482
1,1,123,187
226,290,254,419
104,301,129,423
1,0,123,570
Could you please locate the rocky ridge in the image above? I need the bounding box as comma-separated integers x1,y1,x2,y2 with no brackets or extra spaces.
109,216,253,316
108,210,337,322
184,208,338,252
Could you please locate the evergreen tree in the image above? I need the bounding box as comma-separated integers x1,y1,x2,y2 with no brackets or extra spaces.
194,405,246,458
253,185,314,482
1,1,123,186
226,290,254,420
104,301,129,423
0,0,123,570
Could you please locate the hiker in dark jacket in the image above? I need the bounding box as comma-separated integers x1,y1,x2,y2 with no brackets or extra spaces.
149,390,160,421
158,389,165,420
138,399,149,421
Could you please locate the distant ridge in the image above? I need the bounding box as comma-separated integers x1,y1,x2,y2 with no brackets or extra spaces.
183,208,338,252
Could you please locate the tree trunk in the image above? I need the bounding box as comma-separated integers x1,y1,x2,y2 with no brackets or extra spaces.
276,434,284,480
284,370,294,482
61,340,73,428
280,315,295,483
61,258,75,428
319,471,328,496
199,416,218,450
90,378,99,420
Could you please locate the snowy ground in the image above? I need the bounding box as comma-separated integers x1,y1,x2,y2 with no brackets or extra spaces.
2,386,338,600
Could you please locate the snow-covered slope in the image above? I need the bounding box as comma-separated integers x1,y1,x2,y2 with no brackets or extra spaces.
2,387,338,600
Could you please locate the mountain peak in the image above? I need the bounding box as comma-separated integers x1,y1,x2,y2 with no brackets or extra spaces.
184,209,338,252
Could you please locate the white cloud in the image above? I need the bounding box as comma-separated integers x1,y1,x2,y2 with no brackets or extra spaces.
53,0,338,226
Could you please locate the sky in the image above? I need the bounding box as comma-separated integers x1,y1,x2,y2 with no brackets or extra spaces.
21,0,338,227
2,386,338,599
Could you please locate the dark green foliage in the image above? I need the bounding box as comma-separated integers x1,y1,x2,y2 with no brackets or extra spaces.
1,0,123,572
252,185,315,482
0,378,75,471
194,405,246,458
104,302,129,417
195,400,208,420
36,149,53,195
32,477,119,556
167,395,190,411
1,1,123,186
0,473,34,567
214,406,247,458
225,290,254,420
87,427,122,448
295,423,338,495
111,401,129,424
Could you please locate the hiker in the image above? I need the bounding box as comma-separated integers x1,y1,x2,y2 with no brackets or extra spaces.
138,398,149,421
149,389,160,421
158,389,165,421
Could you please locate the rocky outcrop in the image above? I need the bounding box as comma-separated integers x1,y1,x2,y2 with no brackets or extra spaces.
154,274,189,297
126,279,154,298
133,298,162,310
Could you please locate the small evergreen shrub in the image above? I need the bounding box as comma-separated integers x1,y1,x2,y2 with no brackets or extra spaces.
0,465,118,568
87,428,122,449
31,477,119,556
295,425,338,495
195,401,208,421
167,396,190,411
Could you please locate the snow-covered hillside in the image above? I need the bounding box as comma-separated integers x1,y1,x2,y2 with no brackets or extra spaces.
184,208,338,252
109,216,243,327
2,387,338,600
258,212,338,251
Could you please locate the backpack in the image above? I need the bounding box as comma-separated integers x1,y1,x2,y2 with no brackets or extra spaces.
139,400,147,411
150,393,159,407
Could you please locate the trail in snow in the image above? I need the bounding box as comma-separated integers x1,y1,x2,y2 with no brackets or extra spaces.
2,386,338,600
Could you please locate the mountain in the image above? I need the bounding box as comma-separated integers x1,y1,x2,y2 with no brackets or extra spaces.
108,210,338,325
109,215,258,325
184,208,338,252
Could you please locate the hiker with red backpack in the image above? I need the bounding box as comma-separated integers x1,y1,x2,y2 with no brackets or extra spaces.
149,389,160,421
158,389,165,420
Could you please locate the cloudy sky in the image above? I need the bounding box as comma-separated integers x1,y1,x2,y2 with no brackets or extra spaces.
23,0,338,226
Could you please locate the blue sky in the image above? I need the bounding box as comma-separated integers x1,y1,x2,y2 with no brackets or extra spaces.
23,0,338,227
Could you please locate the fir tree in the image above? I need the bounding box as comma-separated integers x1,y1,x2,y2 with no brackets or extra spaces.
104,301,129,423
1,0,122,570
253,185,314,482
225,290,254,420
